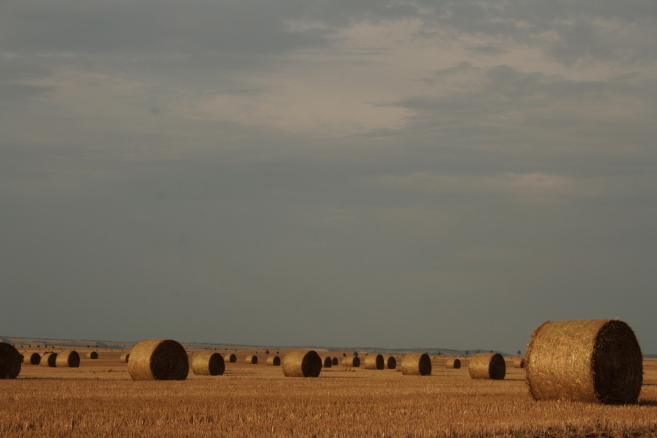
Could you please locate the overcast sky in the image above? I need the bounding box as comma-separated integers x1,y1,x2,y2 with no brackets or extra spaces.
1,0,656,354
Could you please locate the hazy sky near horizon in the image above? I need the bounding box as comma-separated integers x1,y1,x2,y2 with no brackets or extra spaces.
1,0,656,354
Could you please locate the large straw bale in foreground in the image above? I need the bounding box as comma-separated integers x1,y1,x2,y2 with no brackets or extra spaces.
23,351,41,365
56,350,80,368
41,352,57,367
128,339,189,381
363,354,384,370
385,355,397,370
282,349,322,377
191,351,225,376
0,343,22,379
526,319,642,404
224,353,237,363
342,356,360,367
469,353,505,380
401,353,431,376
266,356,281,366
446,358,461,369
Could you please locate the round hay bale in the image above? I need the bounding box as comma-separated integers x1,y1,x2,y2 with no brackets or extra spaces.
401,353,431,376
87,351,99,359
56,351,80,368
0,343,22,379
363,354,384,370
526,319,642,404
119,353,130,363
342,356,360,367
245,355,258,364
514,357,526,368
191,351,225,376
282,349,322,377
223,353,237,363
446,358,461,369
469,352,505,380
385,355,397,370
23,351,41,365
266,355,281,366
41,352,57,367
321,356,333,368
331,357,339,366
127,339,189,381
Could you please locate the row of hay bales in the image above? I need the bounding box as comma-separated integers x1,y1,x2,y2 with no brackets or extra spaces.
21,350,97,366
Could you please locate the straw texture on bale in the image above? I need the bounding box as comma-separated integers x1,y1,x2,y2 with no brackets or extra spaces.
223,353,237,363
120,353,130,363
401,353,432,376
363,354,384,370
127,339,189,381
514,357,526,368
23,351,41,365
525,319,643,404
385,355,397,369
446,358,461,369
245,355,258,364
321,356,333,368
266,355,281,366
55,350,80,368
469,353,506,380
0,343,22,379
282,349,322,377
331,357,339,366
87,351,99,359
342,356,360,367
41,352,57,367
191,351,225,376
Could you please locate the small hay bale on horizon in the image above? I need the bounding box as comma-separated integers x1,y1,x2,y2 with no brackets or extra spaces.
401,353,431,376
23,351,41,365
342,356,360,367
0,343,22,379
363,354,384,370
56,351,80,368
282,349,322,377
469,352,505,380
525,319,642,404
331,357,339,366
223,353,237,363
385,355,397,370
120,353,130,363
191,351,225,376
127,339,189,381
446,358,461,369
87,351,99,359
245,355,258,364
266,356,281,366
514,357,526,368
321,356,332,368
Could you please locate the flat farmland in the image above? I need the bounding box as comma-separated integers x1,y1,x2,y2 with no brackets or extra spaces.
2,351,657,437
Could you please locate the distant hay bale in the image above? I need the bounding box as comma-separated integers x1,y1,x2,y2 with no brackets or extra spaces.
401,353,431,376
23,351,41,365
191,351,225,376
446,358,461,369
56,351,80,368
363,354,384,370
127,339,189,381
321,356,333,368
0,343,22,379
526,319,642,404
120,353,130,363
282,349,322,377
223,353,237,363
331,357,338,366
266,356,281,366
385,355,397,370
469,353,505,380
41,352,57,367
245,355,258,364
342,356,360,367
514,357,526,368
87,351,99,359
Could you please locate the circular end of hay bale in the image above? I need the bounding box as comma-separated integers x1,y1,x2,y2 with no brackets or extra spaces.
120,353,130,363
331,357,339,366
128,339,189,381
223,353,237,363
245,355,258,364
87,351,99,359
282,349,322,377
56,351,80,368
526,319,642,404
363,354,385,370
469,353,506,380
192,351,225,376
23,351,41,365
401,353,431,376
41,352,58,367
342,356,360,367
321,356,333,368
266,356,281,366
0,343,22,379
385,355,397,370
446,358,461,369
514,357,526,368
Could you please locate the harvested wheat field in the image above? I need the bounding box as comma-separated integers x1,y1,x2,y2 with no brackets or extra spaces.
2,352,657,437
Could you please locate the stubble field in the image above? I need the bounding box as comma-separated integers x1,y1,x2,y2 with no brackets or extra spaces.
2,349,657,437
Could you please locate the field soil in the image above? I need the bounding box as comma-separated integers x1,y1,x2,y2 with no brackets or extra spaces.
1,349,657,437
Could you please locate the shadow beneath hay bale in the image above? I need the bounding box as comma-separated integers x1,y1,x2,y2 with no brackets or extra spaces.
638,400,657,406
